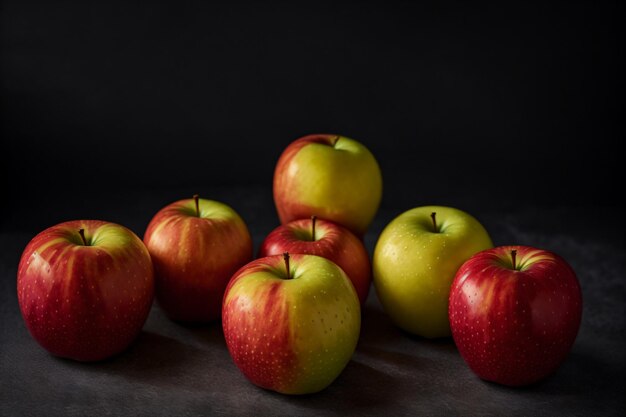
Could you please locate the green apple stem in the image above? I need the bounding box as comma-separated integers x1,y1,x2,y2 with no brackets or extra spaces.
430,212,438,233
193,194,200,217
78,229,88,246
311,215,317,241
283,252,291,280
511,249,518,270
332,135,340,147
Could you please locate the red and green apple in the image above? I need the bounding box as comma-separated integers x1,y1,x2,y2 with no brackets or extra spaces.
222,253,361,395
144,195,252,322
449,245,583,386
17,220,154,361
258,216,371,305
273,134,382,237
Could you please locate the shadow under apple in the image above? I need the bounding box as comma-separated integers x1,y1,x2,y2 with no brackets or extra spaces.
52,330,235,392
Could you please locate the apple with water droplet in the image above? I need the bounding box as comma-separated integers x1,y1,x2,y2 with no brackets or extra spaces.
222,253,361,394
373,206,493,338
144,195,252,322
17,220,154,361
449,245,583,386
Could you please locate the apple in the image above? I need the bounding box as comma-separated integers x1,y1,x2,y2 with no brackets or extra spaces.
449,245,583,386
258,216,371,305
373,206,493,338
17,220,154,361
273,134,382,237
222,253,361,395
144,195,252,322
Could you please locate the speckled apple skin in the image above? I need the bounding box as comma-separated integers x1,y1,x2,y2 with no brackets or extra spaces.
17,220,154,361
449,246,583,386
373,205,493,338
258,218,371,305
222,254,360,395
144,198,252,322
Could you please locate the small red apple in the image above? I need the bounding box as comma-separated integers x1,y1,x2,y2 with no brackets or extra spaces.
144,195,252,322
258,216,371,305
17,220,154,361
449,245,583,386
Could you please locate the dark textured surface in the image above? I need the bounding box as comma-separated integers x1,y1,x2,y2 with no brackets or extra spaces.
1,188,624,416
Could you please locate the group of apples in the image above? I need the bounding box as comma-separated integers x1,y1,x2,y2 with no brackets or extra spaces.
17,134,582,395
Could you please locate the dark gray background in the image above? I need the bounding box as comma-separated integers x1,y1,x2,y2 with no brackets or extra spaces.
1,1,624,416
1,1,623,218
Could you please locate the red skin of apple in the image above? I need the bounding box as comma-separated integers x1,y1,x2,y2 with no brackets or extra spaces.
258,218,371,305
144,198,252,322
223,258,296,391
17,220,154,361
449,245,583,386
273,135,326,228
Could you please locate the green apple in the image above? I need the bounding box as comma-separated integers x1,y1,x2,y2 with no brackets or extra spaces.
222,253,361,394
273,134,382,236
373,206,493,338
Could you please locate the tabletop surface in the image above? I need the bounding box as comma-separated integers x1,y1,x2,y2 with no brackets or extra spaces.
1,188,624,417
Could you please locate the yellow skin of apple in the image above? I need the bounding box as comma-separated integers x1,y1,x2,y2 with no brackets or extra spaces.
274,134,383,236
373,206,493,338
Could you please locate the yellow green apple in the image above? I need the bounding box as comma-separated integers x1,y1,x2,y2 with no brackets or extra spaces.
373,206,493,338
273,134,382,237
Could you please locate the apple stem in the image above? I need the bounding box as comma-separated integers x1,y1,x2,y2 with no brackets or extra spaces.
332,135,340,147
511,249,518,270
193,194,200,217
311,215,317,241
283,252,291,280
78,229,88,246
430,212,438,233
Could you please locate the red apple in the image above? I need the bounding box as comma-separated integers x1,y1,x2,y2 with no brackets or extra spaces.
144,195,252,322
449,245,583,386
222,253,361,394
258,216,371,305
17,220,154,361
